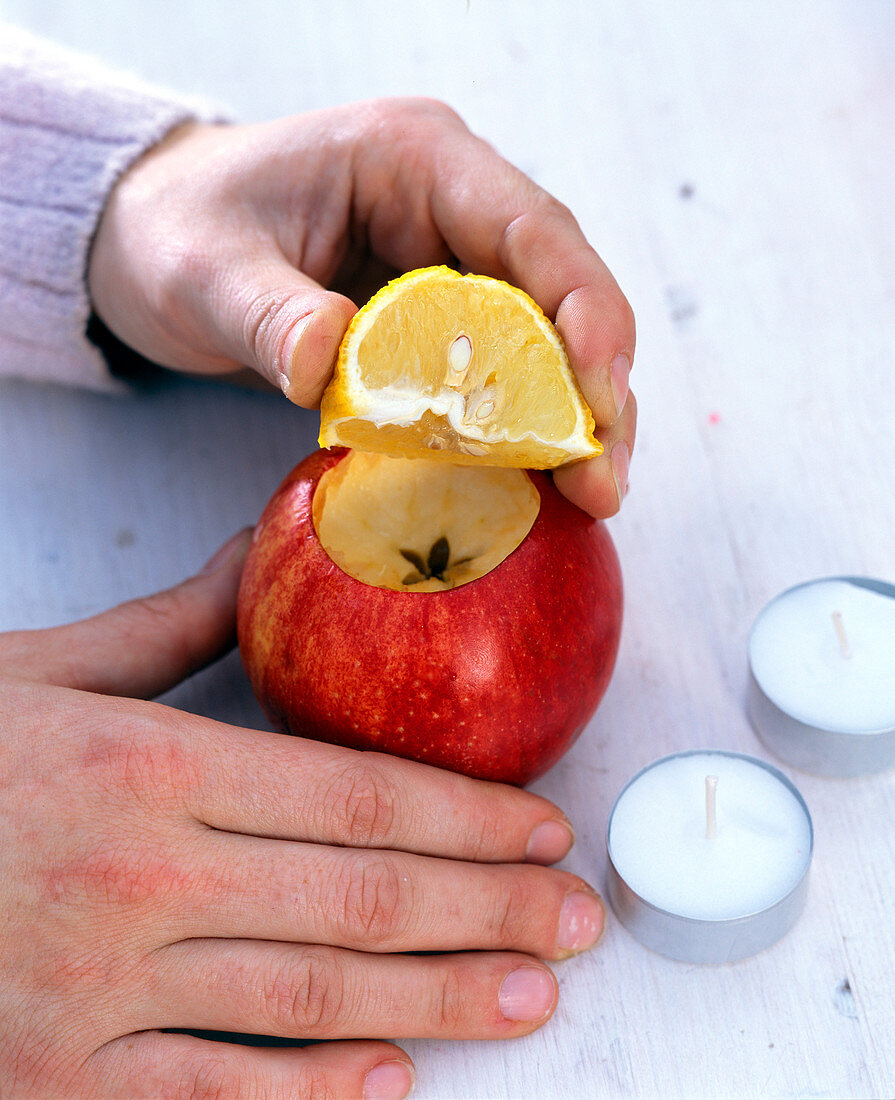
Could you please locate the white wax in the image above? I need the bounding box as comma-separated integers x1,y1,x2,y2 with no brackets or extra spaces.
609,753,811,921
750,579,895,733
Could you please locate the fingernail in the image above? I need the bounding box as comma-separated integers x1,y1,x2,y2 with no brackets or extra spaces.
610,440,630,507
499,965,557,1022
610,353,630,418
557,890,605,954
525,819,575,864
199,528,253,575
364,1060,415,1100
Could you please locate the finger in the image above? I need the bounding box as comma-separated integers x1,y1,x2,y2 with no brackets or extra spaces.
210,249,357,407
152,940,559,1041
189,720,575,864
359,101,636,425
554,390,638,518
88,1029,414,1100
464,189,636,428
436,154,635,427
0,529,251,696
178,831,604,960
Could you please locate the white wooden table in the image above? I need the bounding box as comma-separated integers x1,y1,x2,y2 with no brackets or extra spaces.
3,2,894,1096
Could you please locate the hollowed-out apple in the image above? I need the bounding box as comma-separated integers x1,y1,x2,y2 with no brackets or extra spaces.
237,448,622,785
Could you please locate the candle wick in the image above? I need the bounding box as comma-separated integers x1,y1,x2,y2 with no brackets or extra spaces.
705,775,719,840
831,610,852,659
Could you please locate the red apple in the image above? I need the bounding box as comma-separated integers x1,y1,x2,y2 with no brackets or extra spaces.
237,447,622,786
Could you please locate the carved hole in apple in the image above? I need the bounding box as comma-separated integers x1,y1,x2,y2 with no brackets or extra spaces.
312,451,540,591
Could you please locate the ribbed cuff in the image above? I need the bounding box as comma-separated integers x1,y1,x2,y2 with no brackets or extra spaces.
0,26,228,392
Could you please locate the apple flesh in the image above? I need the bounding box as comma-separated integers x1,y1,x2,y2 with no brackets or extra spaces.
237,447,622,786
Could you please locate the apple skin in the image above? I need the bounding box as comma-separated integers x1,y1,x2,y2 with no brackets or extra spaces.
237,448,623,786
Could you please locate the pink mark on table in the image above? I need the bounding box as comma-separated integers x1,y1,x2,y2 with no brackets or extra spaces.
708,411,722,425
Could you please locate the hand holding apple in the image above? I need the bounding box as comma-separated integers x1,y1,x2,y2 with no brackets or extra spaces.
0,531,606,1099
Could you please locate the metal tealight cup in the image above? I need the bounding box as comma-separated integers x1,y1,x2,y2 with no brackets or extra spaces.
605,751,814,964
748,577,895,778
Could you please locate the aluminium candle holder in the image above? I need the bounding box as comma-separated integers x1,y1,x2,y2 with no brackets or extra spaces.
605,750,814,964
748,576,895,778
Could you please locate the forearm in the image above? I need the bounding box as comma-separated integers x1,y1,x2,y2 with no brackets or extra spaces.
0,26,224,391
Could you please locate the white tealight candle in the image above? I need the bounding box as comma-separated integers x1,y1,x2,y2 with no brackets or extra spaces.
749,577,895,776
606,751,813,963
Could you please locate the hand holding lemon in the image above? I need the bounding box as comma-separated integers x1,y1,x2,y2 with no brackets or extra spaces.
89,97,636,516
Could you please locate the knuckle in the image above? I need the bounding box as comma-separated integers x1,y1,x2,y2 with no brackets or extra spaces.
293,1068,338,1100
262,950,346,1034
535,188,572,223
324,760,398,848
52,836,191,911
492,875,536,948
338,853,409,945
498,193,573,266
172,1053,241,1100
366,96,465,149
405,95,464,126
464,809,504,862
380,94,462,126
435,967,465,1030
31,943,118,996
79,717,199,804
243,288,299,377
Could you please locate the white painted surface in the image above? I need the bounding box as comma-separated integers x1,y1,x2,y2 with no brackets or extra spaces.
3,2,894,1096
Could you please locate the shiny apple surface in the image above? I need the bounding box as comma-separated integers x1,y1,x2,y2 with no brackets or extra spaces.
238,448,623,785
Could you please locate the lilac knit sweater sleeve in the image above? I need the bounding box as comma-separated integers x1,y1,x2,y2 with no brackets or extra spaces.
0,26,225,391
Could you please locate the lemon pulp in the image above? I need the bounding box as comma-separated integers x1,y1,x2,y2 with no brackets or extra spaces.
319,266,601,469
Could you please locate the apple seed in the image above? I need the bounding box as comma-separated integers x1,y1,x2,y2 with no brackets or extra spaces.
399,536,462,585
399,548,428,575
427,536,450,577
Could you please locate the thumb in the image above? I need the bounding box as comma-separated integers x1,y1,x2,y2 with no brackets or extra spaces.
219,254,357,407
0,529,253,698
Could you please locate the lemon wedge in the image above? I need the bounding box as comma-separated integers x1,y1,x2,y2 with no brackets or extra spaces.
318,266,600,468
